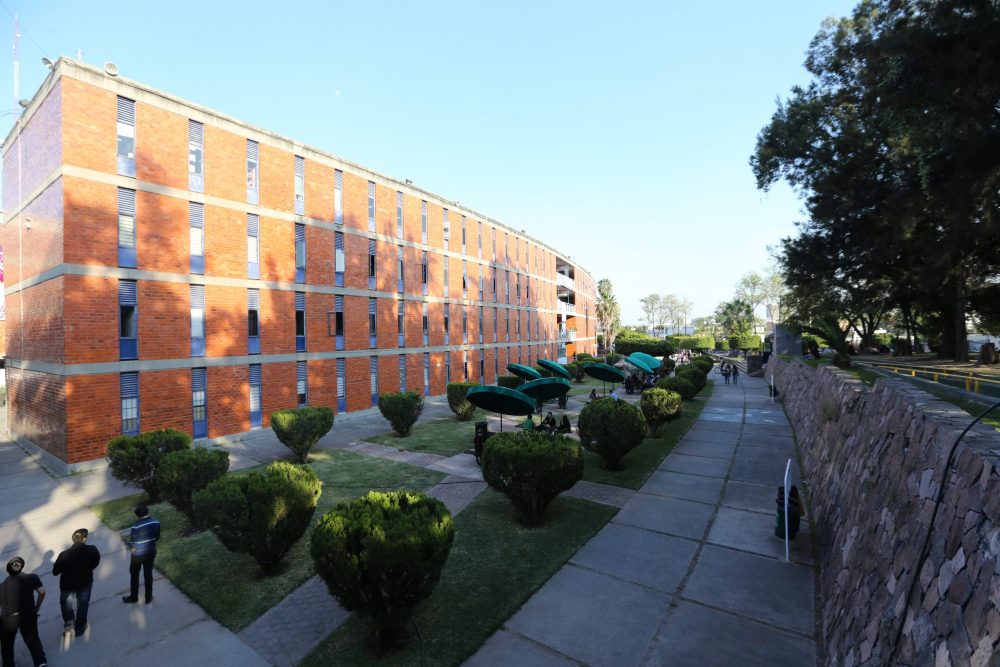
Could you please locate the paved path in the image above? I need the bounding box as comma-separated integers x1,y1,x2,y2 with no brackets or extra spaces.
467,372,819,667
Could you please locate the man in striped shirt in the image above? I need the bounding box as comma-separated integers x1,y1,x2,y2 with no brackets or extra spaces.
121,505,160,605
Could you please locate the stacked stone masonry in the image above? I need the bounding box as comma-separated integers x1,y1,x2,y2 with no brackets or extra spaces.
767,358,1000,666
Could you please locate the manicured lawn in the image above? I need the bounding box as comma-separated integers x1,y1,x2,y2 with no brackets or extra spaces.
581,381,713,489
91,449,444,631
566,376,606,397
366,417,480,457
300,489,616,666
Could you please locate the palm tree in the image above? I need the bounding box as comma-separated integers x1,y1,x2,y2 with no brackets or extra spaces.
595,279,621,352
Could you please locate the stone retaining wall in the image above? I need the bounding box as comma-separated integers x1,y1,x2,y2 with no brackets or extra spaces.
767,358,1000,666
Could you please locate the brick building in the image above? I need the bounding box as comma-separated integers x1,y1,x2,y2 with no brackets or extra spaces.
2,58,596,470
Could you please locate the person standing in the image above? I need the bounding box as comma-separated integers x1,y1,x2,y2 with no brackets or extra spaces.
53,528,101,637
731,364,740,385
122,505,160,605
0,556,48,667
722,364,732,385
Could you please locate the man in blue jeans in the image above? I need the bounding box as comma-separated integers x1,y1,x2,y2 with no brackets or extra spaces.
53,528,101,637
122,505,160,604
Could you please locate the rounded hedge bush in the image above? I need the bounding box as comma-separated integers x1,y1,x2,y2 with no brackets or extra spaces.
577,399,647,470
107,428,192,502
675,365,707,393
605,353,622,365
446,382,478,420
657,376,697,401
657,358,676,377
156,447,229,528
378,391,424,435
310,491,454,650
689,358,713,375
271,406,334,463
640,388,683,437
481,431,583,525
195,461,322,574
497,375,522,389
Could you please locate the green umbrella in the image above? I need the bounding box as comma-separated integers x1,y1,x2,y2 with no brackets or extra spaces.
631,352,661,370
623,356,654,374
516,377,571,408
466,385,536,431
584,362,626,396
507,363,542,381
537,359,571,379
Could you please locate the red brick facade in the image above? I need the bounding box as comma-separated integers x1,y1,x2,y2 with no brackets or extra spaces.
1,59,597,466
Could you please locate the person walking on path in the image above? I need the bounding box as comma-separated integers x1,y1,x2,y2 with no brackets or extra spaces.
722,364,732,385
731,364,740,385
53,528,101,637
122,505,160,605
0,557,48,667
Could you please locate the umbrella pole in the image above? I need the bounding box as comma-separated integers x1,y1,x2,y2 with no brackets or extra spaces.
500,413,503,432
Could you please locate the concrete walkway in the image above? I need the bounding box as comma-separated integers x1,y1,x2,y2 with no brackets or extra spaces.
467,372,819,667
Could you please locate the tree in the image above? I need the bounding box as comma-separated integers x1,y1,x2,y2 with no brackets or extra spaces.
715,300,754,338
735,272,766,317
271,407,334,463
639,294,661,332
595,279,622,351
691,315,720,338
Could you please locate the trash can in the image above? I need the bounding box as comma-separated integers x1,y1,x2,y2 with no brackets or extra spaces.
774,486,801,540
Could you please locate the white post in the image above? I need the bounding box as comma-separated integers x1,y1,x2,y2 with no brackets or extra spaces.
784,459,792,562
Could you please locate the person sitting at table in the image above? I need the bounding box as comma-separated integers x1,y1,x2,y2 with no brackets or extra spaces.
520,415,535,430
543,412,556,430
588,389,598,402
557,415,572,434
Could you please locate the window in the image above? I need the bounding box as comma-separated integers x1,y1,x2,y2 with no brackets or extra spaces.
443,209,450,246
119,280,138,360
336,358,346,412
297,361,307,407
480,357,485,384
121,372,139,434
189,202,204,274
421,201,428,244
463,351,469,380
479,306,484,343
334,170,343,225
334,295,344,350
369,298,377,348
399,355,407,392
492,267,497,301
295,223,306,283
397,246,404,293
504,233,509,266
295,292,306,352
368,239,377,290
367,181,376,232
516,274,521,303
479,267,484,300
294,156,305,215
370,356,379,406
246,140,259,205
423,352,430,395
478,221,483,258
249,364,262,428
505,270,510,303
493,307,498,342
443,303,450,344
248,289,260,354
462,261,468,297
461,216,466,254
462,306,468,342
506,309,510,338
188,120,204,192
190,284,205,357
445,355,451,384
422,303,429,346
247,214,260,279
118,187,136,268
334,231,345,287
117,97,136,177
492,227,497,261
515,312,520,339
192,368,207,438
443,257,449,297
421,251,428,295
397,299,405,347
396,191,403,237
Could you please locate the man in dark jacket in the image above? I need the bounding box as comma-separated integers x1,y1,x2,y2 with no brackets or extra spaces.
0,556,47,667
122,505,160,604
53,528,101,637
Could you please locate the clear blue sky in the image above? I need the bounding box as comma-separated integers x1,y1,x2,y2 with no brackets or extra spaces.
2,0,857,323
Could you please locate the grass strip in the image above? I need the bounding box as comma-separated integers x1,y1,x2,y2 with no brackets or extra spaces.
300,489,616,666
365,417,479,457
91,449,444,631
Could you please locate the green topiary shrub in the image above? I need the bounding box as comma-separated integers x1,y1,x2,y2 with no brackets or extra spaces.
156,448,229,528
575,353,594,363
310,491,454,650
657,376,697,401
689,358,713,375
729,334,762,351
640,389,683,437
562,362,583,382
605,353,622,365
270,406,334,463
675,365,707,393
106,429,192,502
532,365,553,378
497,375,522,389
577,399,647,470
378,391,424,435
446,382,478,420
481,431,583,526
657,358,676,376
195,461,322,574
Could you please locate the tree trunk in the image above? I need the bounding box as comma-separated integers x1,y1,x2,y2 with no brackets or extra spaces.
952,269,968,362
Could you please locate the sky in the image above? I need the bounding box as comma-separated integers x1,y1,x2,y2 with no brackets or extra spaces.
1,0,858,324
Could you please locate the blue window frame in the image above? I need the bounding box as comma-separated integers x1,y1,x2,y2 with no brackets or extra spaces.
368,181,376,232
422,303,429,346
462,306,468,343
295,292,306,352
192,368,207,438
188,120,204,193
249,364,262,428
423,353,430,396
189,201,204,274
117,97,136,178
461,215,466,254
397,246,404,294
445,355,451,384
396,191,403,237
297,361,307,408
443,303,450,345
294,155,305,215
120,372,139,435
334,296,344,351
336,358,346,413
118,187,137,268
247,214,260,279
421,201,427,244
248,289,260,354
421,251,428,296
190,284,205,357
334,231,345,287
369,298,377,348
119,280,138,360
443,256,449,297
443,209,450,247
368,239,376,290
295,223,306,283
397,299,405,347
479,307,484,344
246,140,259,205
370,356,379,406
399,354,407,392
334,170,343,225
